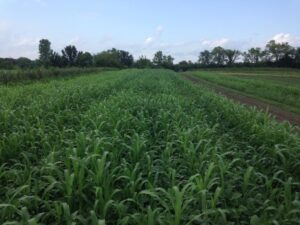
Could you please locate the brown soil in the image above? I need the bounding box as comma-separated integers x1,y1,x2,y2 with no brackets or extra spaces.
182,74,300,127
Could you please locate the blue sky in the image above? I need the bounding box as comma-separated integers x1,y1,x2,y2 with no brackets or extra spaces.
1,0,300,62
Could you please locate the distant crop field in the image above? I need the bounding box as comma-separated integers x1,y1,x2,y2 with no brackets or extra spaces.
198,67,300,76
0,67,115,84
187,68,300,114
229,74,300,86
1,69,300,224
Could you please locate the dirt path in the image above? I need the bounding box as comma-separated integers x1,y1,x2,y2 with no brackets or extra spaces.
182,74,300,127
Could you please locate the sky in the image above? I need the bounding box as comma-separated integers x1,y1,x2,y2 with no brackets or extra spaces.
0,0,300,62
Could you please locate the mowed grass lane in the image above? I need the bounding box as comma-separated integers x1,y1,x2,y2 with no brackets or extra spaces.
0,69,300,225
187,69,300,114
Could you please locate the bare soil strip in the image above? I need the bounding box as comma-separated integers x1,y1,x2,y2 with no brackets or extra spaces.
182,73,300,127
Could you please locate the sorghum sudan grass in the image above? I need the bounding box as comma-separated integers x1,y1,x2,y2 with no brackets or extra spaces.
0,69,299,225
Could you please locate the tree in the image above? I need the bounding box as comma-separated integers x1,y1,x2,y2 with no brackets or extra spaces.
94,49,120,68
152,51,174,68
265,40,294,62
162,55,174,68
77,52,93,67
39,39,52,67
118,50,134,67
62,45,79,66
225,49,240,65
135,56,153,68
94,48,134,68
211,46,226,65
177,61,192,71
295,48,300,67
198,50,212,66
50,52,67,67
243,48,263,64
16,57,34,69
153,51,164,67
0,58,15,69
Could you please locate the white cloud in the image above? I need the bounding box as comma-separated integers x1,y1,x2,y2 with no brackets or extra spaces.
143,25,164,46
144,37,154,45
272,33,300,45
201,38,229,48
272,33,292,43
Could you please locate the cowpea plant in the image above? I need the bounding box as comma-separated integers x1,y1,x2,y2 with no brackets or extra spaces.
0,69,300,225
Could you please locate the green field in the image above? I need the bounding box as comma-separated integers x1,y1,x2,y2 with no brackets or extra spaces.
187,68,300,114
0,68,115,84
1,69,300,225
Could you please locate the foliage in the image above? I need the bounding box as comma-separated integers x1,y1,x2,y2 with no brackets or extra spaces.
211,46,227,65
197,40,300,69
152,51,164,66
94,48,133,68
0,69,300,224
62,45,79,67
50,52,67,68
15,57,35,69
39,39,52,67
225,49,240,65
135,56,153,68
265,40,294,62
198,50,212,66
244,48,264,64
77,52,93,67
175,60,194,72
153,51,174,68
0,58,36,70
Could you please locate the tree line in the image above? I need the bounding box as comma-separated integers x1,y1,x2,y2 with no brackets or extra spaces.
198,40,300,68
1,39,300,71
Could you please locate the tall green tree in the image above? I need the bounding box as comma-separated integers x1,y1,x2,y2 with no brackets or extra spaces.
0,58,15,69
62,45,79,66
153,51,164,67
177,60,194,71
295,48,300,66
243,48,263,64
135,56,153,68
118,50,134,67
50,52,67,67
39,39,52,67
211,46,226,65
265,40,294,62
94,49,119,67
225,49,240,65
162,55,174,68
77,52,93,67
16,57,34,69
198,50,212,66
153,51,174,68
